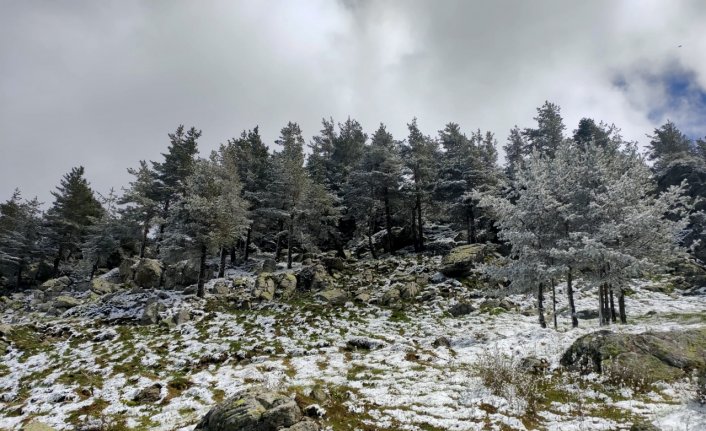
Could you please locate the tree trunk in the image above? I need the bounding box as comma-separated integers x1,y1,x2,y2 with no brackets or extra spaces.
618,288,627,324
609,285,617,323
274,221,283,262
230,246,236,264
197,244,207,298
416,197,424,251
287,213,294,269
368,218,378,260
551,278,558,330
53,244,64,276
139,221,149,258
604,284,611,325
469,204,476,243
384,188,394,254
411,206,419,252
89,262,98,281
465,211,472,245
244,227,252,262
16,262,22,288
218,247,226,278
328,232,346,258
598,284,605,327
567,268,578,328
156,199,170,255
537,282,547,328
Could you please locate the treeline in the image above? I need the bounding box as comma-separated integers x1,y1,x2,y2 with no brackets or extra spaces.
1,102,704,324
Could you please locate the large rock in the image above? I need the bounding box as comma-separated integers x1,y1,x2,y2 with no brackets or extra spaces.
140,300,166,325
120,258,163,288
296,264,332,292
440,244,491,277
194,386,310,431
54,295,81,309
40,276,72,292
315,288,347,305
91,278,119,295
21,422,56,431
164,259,200,290
255,273,276,301
561,328,706,383
276,273,298,299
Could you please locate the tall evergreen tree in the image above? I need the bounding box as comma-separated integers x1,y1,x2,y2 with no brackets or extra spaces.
45,166,104,275
152,125,201,250
120,161,160,258
162,154,249,297
401,118,439,251
503,126,526,182
0,190,44,287
267,122,308,269
522,101,565,158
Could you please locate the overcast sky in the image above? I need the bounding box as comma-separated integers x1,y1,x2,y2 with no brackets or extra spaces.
2,0,706,205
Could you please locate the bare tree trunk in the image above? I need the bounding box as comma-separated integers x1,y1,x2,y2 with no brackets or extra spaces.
609,285,617,323
604,284,611,325
52,242,65,276
16,262,22,288
244,227,252,262
538,282,547,328
139,221,149,258
287,213,294,269
411,206,419,252
416,198,424,252
156,199,170,256
598,284,605,327
230,246,236,264
469,204,477,243
197,244,207,298
551,278,558,330
89,261,98,281
368,218,378,259
618,288,627,324
384,188,394,254
567,268,578,328
274,221,283,262
218,247,226,278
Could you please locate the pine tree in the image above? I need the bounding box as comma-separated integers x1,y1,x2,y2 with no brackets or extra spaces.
45,166,104,275
646,120,692,173
267,122,308,269
162,154,249,297
221,127,270,262
522,101,565,158
82,188,131,279
346,123,402,256
152,125,201,251
0,190,44,287
401,118,439,251
120,161,160,258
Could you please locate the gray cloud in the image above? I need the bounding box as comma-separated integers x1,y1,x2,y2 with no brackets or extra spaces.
2,0,705,205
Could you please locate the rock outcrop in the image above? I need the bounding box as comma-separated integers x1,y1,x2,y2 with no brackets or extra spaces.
439,244,491,277
561,328,706,384
194,386,317,431
120,258,163,288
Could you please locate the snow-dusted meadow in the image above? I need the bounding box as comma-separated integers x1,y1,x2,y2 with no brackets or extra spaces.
1,279,705,431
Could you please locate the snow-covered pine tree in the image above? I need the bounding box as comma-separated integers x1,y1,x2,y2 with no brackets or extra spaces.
162,154,249,297
0,189,44,287
45,166,104,275
120,161,160,258
401,118,439,252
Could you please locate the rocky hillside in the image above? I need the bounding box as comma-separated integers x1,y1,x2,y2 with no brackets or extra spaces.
1,246,705,431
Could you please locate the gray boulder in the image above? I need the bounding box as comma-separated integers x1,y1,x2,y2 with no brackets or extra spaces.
296,264,332,292
120,258,162,288
255,273,276,301
164,260,200,290
315,288,347,305
561,328,706,384
40,276,72,292
439,244,491,277
194,386,311,431
54,295,81,309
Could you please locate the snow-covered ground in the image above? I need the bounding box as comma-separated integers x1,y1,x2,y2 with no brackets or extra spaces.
1,279,704,430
